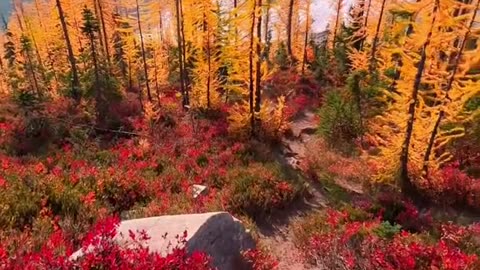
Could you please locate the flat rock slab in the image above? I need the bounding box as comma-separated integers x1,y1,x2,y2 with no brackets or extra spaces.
72,212,255,270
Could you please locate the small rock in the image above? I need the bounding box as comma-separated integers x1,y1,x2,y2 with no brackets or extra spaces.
286,157,300,169
192,184,208,198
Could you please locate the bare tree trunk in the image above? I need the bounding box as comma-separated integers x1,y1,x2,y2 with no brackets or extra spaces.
179,0,189,105
301,0,311,75
332,0,342,48
88,30,107,125
23,38,41,96
34,0,60,86
423,0,480,175
255,0,262,114
55,0,81,101
264,0,271,64
97,0,111,66
249,0,256,134
159,10,164,42
204,12,212,108
360,0,371,50
368,0,387,73
135,0,152,101
153,47,160,103
92,0,105,54
175,0,187,107
17,1,49,92
286,0,295,61
400,0,439,188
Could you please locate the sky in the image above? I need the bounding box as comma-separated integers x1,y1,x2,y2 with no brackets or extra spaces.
0,0,341,32
0,1,11,19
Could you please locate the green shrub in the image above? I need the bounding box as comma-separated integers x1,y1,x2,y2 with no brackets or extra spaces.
293,212,331,247
317,91,362,152
373,221,402,239
225,163,296,217
0,176,42,228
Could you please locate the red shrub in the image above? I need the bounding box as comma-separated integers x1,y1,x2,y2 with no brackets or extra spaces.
0,216,212,270
424,163,480,209
243,249,279,270
300,209,479,270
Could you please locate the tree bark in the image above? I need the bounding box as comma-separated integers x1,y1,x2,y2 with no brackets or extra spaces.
152,48,160,103
135,0,152,101
159,10,164,42
264,0,271,63
360,0,371,50
423,0,480,175
286,0,295,61
400,0,439,188
332,0,342,48
55,0,81,101
368,0,387,73
34,0,60,86
204,12,212,108
179,0,189,105
22,37,41,96
255,0,262,114
249,0,256,134
175,0,187,107
92,0,105,55
301,0,311,75
97,0,111,66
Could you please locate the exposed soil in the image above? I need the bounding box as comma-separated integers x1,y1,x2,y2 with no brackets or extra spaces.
256,110,324,270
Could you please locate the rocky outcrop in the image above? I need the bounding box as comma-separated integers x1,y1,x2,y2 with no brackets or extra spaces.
71,212,255,270
281,110,319,171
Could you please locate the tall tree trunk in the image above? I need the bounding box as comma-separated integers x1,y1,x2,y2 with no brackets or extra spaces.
179,0,189,105
152,48,160,103
34,0,60,86
264,0,271,64
89,32,106,124
17,1,48,91
301,0,311,75
175,0,186,107
233,0,238,44
332,0,342,48
286,0,295,61
55,0,81,101
97,0,111,66
89,37,100,89
400,0,439,188
128,56,133,90
22,39,41,96
255,0,262,114
368,0,387,73
92,0,105,54
249,0,256,134
159,10,164,42
135,0,152,101
204,12,211,108
423,0,480,175
360,0,371,50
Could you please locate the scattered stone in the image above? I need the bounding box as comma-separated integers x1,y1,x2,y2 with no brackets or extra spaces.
286,157,301,170
192,184,208,198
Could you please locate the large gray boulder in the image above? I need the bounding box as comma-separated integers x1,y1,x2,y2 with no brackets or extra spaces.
72,212,255,270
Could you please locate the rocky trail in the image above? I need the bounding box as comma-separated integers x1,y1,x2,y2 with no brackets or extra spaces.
256,110,327,270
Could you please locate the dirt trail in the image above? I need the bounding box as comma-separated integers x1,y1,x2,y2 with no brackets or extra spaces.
256,110,325,270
